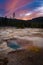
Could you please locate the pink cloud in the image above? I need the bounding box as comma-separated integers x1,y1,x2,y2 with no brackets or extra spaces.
4,0,43,20
5,0,33,16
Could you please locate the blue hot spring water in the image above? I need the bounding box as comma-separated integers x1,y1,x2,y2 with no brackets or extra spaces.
7,41,21,49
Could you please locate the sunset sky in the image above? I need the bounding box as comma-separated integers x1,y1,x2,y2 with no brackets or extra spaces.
0,0,43,20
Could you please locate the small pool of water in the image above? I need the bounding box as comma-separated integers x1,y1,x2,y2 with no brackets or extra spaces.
7,41,21,49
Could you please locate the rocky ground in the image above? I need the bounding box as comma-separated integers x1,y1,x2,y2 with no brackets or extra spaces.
7,48,43,65
0,27,43,65
0,47,43,65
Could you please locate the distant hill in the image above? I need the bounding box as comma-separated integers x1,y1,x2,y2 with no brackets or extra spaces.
0,17,43,28
31,17,43,23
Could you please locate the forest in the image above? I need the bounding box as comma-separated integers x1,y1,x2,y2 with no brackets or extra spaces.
0,17,43,28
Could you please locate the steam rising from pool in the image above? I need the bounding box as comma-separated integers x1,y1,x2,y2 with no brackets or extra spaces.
0,28,43,51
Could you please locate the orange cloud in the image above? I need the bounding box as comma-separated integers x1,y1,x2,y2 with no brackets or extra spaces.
16,11,41,20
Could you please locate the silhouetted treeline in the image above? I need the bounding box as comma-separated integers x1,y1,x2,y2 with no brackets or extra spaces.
0,17,43,28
